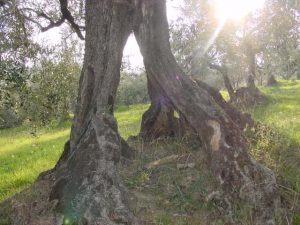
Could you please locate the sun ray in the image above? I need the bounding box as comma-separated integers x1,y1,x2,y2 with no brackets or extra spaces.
203,20,226,54
203,0,265,55
214,0,265,22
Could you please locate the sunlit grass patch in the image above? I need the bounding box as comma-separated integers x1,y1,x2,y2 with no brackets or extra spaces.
0,104,149,201
115,103,149,139
220,90,230,101
254,80,300,142
248,80,300,223
0,122,71,201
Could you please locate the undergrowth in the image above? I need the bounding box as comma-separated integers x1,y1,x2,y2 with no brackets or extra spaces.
246,123,300,224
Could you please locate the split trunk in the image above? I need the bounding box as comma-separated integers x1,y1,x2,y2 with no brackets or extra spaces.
35,1,277,224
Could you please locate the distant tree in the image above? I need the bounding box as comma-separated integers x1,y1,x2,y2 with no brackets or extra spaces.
23,43,80,123
0,61,26,128
0,0,39,127
259,0,300,80
171,0,300,87
116,72,149,106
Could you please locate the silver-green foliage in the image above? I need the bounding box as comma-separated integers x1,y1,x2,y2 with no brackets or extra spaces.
22,47,80,124
116,72,149,106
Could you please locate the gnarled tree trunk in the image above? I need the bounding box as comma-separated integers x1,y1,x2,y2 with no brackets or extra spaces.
42,1,138,224
138,72,194,141
31,0,276,224
234,42,267,106
138,74,177,141
134,0,276,224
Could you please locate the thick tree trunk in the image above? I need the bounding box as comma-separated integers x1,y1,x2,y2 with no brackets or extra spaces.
138,74,177,140
134,1,276,224
245,41,257,80
43,1,138,224
195,80,253,130
138,71,194,141
32,1,276,224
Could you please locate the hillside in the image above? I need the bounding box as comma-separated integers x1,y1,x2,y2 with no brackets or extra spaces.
0,81,299,224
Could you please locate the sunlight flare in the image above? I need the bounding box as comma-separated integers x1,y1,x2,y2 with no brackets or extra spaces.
214,0,265,21
203,20,226,54
203,0,265,54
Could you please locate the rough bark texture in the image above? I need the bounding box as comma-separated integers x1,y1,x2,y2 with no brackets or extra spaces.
138,75,178,140
138,73,195,141
42,1,138,224
195,80,253,130
134,1,277,224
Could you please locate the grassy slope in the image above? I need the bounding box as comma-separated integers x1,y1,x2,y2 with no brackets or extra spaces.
251,81,300,212
254,80,300,142
0,104,149,202
0,81,299,214
0,123,70,202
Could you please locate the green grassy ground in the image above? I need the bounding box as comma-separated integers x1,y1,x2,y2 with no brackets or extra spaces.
115,104,149,139
0,80,299,218
0,123,70,202
254,80,300,142
0,103,149,202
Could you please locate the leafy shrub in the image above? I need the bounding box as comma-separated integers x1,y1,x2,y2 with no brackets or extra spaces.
116,72,149,106
22,48,80,124
0,109,21,129
0,61,27,128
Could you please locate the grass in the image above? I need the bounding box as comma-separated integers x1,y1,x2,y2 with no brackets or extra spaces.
254,80,300,142
0,121,70,202
115,103,149,139
0,81,299,224
0,103,149,202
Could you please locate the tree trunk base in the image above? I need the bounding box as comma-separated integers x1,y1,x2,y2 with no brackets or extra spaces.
231,75,268,107
138,102,176,141
0,140,283,225
233,86,268,107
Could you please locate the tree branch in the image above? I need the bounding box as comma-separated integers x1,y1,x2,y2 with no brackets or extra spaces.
22,0,85,40
58,0,84,40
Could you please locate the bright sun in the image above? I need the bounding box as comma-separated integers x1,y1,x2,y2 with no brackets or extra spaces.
214,0,265,21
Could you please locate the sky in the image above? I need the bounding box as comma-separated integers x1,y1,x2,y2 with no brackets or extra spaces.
35,0,183,71
123,0,184,70
34,0,268,71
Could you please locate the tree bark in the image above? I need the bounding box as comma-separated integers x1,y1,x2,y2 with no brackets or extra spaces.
33,1,276,224
138,74,177,140
44,1,138,224
194,80,253,130
134,0,276,224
